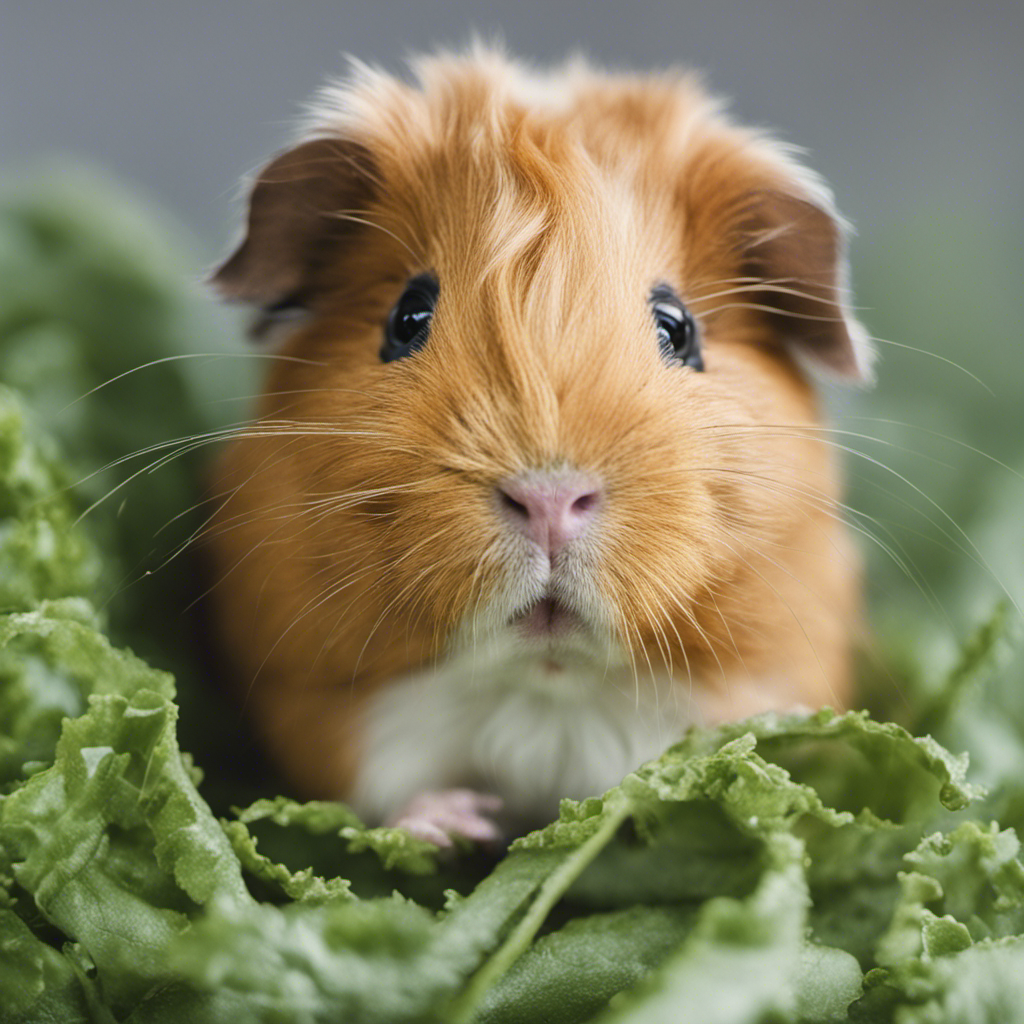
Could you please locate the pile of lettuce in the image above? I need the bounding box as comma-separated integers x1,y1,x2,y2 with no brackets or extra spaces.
2,174,1024,1024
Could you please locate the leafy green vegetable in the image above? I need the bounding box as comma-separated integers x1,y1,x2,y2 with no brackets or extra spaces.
3,171,1024,1024
0,600,172,790
0,391,103,615
473,906,699,1024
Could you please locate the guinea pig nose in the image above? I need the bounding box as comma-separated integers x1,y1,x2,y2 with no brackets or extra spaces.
497,471,604,557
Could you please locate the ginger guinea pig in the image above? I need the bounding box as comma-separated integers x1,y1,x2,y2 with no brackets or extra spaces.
208,48,872,844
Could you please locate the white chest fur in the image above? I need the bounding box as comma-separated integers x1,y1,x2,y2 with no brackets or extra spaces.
350,640,698,826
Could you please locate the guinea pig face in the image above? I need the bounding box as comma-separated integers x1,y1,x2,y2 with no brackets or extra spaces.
212,50,871,720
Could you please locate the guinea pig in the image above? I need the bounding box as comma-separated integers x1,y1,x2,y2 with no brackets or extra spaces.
207,47,872,845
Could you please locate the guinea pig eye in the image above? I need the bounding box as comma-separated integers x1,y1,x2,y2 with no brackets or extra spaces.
650,285,703,371
381,274,439,363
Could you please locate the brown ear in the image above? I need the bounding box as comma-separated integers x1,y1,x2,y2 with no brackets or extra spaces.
739,188,874,383
211,136,377,311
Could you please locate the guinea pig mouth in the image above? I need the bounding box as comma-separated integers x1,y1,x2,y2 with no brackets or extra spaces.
510,596,584,640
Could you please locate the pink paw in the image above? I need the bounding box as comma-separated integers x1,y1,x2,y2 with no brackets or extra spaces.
387,789,504,848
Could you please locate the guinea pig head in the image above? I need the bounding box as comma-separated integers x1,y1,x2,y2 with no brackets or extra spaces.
209,53,870,742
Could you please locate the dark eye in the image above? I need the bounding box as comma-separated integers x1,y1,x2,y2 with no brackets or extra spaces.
381,274,439,363
650,285,703,370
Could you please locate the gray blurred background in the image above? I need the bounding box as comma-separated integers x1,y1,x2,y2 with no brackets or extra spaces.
3,0,1023,619
4,1,1021,256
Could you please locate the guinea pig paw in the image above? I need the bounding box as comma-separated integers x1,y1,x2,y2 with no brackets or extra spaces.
388,789,504,848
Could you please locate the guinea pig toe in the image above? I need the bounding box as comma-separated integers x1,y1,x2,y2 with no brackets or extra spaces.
388,789,504,847
393,815,454,849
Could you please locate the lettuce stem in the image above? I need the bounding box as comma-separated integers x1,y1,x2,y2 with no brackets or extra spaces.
447,796,633,1023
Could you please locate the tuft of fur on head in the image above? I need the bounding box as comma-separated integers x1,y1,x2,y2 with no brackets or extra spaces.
208,47,867,805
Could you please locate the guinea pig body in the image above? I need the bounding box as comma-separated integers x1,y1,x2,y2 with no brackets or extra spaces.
209,48,870,839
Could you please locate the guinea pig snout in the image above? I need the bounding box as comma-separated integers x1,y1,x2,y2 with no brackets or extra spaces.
497,470,603,560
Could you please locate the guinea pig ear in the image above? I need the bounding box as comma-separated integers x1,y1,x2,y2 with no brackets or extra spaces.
739,188,875,384
210,137,377,325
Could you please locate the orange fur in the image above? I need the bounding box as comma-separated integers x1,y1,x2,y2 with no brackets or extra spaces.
208,49,866,807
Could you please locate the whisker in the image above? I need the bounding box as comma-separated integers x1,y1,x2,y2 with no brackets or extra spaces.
865,338,994,395
688,278,846,310
696,299,849,325
696,425,1022,617
714,531,838,706
346,531,464,680
56,351,328,415
691,463,955,627
325,210,425,265
842,417,1023,482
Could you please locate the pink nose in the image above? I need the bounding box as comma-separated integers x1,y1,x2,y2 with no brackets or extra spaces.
498,471,603,558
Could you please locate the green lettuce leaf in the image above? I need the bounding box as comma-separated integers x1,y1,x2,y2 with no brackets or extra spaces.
0,910,112,1024
474,906,698,1024
0,600,173,789
592,833,809,1024
0,683,249,1014
0,389,103,614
